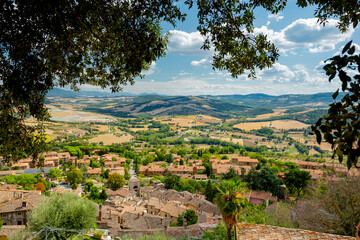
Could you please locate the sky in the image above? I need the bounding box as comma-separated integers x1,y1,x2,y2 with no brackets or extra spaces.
82,2,360,96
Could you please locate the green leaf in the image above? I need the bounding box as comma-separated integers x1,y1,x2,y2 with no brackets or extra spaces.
315,130,322,144
348,46,355,55
353,20,358,29
315,118,322,127
332,89,339,99
336,148,343,158
347,155,352,169
324,133,334,143
338,155,343,163
342,41,352,54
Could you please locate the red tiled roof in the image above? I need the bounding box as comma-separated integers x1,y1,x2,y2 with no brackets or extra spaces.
160,201,186,218
87,168,102,174
248,190,272,201
236,223,355,239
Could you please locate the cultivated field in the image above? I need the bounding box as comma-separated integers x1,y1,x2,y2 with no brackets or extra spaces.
197,115,223,124
155,116,198,127
270,120,309,130
26,120,89,138
47,105,116,122
211,136,244,145
93,125,109,132
306,140,332,151
130,126,149,132
88,133,133,145
233,122,270,131
247,109,287,120
233,120,309,131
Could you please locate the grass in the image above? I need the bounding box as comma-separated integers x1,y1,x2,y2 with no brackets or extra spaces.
45,135,54,142
83,236,99,240
286,147,298,155
190,130,202,134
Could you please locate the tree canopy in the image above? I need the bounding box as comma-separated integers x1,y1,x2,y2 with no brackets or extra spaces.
177,209,198,226
0,0,184,162
29,193,97,238
284,169,311,196
66,168,83,189
107,173,125,190
244,166,282,195
312,41,360,168
1,0,360,165
296,177,360,237
214,180,247,240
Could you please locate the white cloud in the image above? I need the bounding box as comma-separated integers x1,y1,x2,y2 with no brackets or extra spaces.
179,71,192,76
293,64,306,70
258,63,295,83
191,58,212,67
242,62,331,86
123,75,337,96
168,18,354,56
255,18,354,53
167,30,212,56
225,78,235,82
123,62,339,96
268,13,284,22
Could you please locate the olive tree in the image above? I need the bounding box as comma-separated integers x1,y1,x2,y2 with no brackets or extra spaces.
29,193,97,238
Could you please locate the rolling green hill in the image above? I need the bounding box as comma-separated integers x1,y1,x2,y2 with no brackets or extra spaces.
82,96,251,118
209,92,344,108
47,89,338,121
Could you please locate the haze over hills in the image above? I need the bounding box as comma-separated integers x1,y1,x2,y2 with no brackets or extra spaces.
82,95,251,118
48,88,342,104
205,92,345,108
47,88,341,120
46,88,136,97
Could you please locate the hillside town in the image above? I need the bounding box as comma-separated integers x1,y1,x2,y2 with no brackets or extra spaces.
1,148,360,239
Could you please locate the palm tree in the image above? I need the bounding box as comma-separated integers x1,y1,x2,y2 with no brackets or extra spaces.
214,180,248,240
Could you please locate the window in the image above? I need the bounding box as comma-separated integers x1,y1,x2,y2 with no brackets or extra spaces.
17,221,22,225
17,212,22,216
2,213,6,218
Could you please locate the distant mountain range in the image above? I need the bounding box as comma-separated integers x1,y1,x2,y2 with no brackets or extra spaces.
82,95,251,118
205,92,344,108
47,88,136,97
48,88,342,104
47,88,342,118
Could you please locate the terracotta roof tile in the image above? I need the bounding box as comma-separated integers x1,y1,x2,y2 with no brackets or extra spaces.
120,211,172,230
147,197,165,209
106,188,132,198
0,192,42,213
236,223,355,239
160,201,187,218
